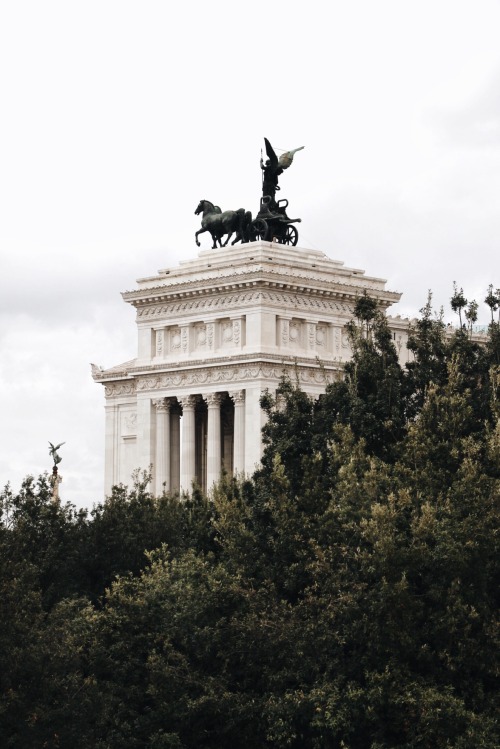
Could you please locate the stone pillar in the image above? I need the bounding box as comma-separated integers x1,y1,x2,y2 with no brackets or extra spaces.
170,403,180,492
153,398,171,494
230,390,245,474
104,403,118,495
244,386,266,472
136,396,155,481
205,392,222,489
179,395,196,493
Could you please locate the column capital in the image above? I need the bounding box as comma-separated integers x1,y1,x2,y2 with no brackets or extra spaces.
229,389,245,404
179,395,197,411
152,397,170,413
205,392,222,408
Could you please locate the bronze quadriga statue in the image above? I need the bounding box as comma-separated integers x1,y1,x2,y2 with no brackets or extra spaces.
194,138,304,248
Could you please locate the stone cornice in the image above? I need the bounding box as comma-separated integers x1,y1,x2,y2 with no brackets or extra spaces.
123,267,400,309
133,288,399,323
103,357,342,398
98,351,345,394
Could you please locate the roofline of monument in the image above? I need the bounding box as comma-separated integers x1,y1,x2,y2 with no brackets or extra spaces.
92,351,351,383
121,274,401,307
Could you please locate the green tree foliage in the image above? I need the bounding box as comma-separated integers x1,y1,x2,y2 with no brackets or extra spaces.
451,282,468,328
1,290,498,747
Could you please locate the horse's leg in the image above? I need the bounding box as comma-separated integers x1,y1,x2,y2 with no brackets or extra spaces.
223,232,233,247
195,227,207,247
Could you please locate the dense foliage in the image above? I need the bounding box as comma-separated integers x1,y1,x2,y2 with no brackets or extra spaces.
1,293,499,748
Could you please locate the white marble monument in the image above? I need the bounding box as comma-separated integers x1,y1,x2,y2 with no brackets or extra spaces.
93,241,409,496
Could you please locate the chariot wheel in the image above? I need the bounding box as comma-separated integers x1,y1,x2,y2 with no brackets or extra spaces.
282,224,298,246
252,218,268,242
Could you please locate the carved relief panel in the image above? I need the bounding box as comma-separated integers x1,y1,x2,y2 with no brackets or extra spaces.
316,324,327,349
194,323,207,353
155,328,164,358
288,318,304,348
220,318,233,348
120,407,137,437
169,327,182,355
278,317,290,346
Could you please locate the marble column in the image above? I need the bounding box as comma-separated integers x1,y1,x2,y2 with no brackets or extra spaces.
153,398,170,494
230,390,245,474
170,404,180,492
205,392,222,489
104,403,118,495
179,395,196,493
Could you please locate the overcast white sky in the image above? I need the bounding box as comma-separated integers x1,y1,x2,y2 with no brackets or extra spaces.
1,0,499,508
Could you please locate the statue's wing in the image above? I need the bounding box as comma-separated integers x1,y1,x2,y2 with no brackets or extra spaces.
264,137,278,169
49,441,65,451
278,146,305,170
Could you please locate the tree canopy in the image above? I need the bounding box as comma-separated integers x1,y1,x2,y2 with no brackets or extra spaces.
1,291,498,748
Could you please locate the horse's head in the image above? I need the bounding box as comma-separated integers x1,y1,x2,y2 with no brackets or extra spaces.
195,200,205,216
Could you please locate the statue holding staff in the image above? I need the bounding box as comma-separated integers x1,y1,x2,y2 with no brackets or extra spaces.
260,137,304,207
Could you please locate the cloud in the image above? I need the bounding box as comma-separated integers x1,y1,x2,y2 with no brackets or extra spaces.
439,67,500,149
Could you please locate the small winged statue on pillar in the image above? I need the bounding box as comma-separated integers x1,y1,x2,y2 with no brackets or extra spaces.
48,441,65,502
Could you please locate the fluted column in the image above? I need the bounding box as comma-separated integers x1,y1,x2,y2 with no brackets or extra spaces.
179,395,196,493
153,398,170,494
205,392,222,489
230,390,245,474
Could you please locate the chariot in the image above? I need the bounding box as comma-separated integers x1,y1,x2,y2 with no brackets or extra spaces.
249,196,301,246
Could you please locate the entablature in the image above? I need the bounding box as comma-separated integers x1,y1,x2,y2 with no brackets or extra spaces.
100,353,344,398
123,270,400,310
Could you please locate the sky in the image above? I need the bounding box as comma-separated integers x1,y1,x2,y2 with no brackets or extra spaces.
1,0,499,508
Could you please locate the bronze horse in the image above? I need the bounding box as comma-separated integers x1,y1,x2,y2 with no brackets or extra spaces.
195,199,251,248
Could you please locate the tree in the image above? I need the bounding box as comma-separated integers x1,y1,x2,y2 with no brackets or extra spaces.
319,297,405,462
403,292,448,420
484,284,499,324
451,282,468,327
1,293,498,748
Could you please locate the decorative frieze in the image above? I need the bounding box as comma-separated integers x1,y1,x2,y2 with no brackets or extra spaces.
104,382,136,397
136,291,355,321
133,363,336,393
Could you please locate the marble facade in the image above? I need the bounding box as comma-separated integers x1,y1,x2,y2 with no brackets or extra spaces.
93,241,407,495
